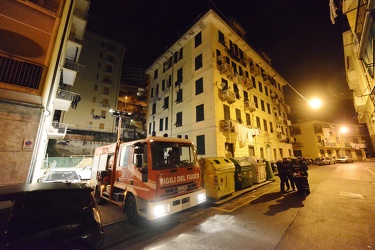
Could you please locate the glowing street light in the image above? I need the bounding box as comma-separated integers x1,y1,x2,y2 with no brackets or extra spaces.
308,98,322,109
286,82,322,110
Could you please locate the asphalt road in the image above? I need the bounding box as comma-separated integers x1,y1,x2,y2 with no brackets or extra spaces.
101,161,375,249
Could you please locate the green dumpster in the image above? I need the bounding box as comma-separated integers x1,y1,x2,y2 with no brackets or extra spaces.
229,157,253,190
199,157,235,200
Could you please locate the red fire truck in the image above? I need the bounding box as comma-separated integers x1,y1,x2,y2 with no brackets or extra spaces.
90,136,206,224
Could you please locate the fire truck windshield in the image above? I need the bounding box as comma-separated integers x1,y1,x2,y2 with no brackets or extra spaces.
151,142,196,170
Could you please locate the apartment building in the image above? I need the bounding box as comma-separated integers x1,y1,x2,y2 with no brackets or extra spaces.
145,9,293,160
57,31,126,136
0,0,90,185
342,0,375,151
291,120,368,160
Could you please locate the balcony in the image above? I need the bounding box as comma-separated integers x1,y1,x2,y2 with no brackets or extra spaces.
221,89,235,104
219,63,234,78
47,122,68,140
66,40,82,62
54,89,78,111
243,77,253,89
250,64,260,77
0,53,44,93
219,119,235,132
354,96,368,112
71,15,87,42
263,75,272,86
244,100,256,112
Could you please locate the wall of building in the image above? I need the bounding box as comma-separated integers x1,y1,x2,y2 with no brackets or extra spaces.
0,102,42,185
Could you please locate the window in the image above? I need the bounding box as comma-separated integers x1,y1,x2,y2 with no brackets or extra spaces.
263,119,268,131
243,90,249,101
195,32,202,47
197,135,205,155
231,61,237,74
236,108,242,123
152,103,156,115
246,113,251,126
159,118,163,131
254,96,258,108
106,65,113,73
156,84,159,95
270,121,274,133
176,68,183,85
233,84,240,99
100,110,106,118
265,86,269,96
252,77,256,88
99,123,105,129
267,103,271,114
154,69,158,80
150,87,154,98
176,112,182,127
256,116,261,128
176,89,182,103
221,78,229,90
261,100,265,111
165,117,169,130
258,81,263,93
162,80,165,91
223,104,230,120
196,104,204,122
152,121,155,133
218,30,225,45
195,54,203,70
163,96,169,109
149,123,152,134
196,78,203,95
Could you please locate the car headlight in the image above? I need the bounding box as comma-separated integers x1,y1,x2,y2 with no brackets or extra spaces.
197,193,206,203
153,204,169,218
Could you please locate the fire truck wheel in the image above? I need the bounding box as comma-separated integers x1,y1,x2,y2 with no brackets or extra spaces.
126,195,139,224
95,187,106,205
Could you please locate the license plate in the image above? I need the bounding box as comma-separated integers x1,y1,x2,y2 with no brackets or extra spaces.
178,185,188,192
182,202,191,209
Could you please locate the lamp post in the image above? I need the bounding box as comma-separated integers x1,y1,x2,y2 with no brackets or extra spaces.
338,126,348,156
109,109,131,144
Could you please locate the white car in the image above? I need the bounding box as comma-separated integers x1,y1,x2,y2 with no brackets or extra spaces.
40,168,82,183
336,156,354,163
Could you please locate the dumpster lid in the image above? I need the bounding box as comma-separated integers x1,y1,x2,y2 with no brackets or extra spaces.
202,157,235,170
229,157,253,167
244,156,264,166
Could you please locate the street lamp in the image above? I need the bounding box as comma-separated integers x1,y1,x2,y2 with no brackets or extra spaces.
109,109,131,144
338,126,348,156
286,82,322,109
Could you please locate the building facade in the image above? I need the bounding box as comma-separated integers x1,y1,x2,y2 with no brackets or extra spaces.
0,0,90,185
342,0,375,152
57,31,126,135
291,120,368,160
145,10,293,160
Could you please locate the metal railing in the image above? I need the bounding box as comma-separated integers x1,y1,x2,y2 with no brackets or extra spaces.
0,53,44,90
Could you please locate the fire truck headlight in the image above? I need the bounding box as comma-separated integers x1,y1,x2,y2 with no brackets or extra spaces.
197,193,206,203
153,204,169,218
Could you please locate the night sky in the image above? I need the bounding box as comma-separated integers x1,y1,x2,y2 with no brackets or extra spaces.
87,0,357,124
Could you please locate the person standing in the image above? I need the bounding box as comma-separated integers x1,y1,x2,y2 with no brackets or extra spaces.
284,158,295,191
292,157,310,196
276,160,289,192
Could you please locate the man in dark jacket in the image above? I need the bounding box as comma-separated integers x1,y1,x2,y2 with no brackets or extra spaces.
276,160,289,192
292,157,310,196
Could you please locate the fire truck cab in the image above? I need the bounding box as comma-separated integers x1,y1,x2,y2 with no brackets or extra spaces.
90,136,206,223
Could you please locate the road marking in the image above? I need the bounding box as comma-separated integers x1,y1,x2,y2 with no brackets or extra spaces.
339,192,365,199
368,167,375,177
212,186,280,213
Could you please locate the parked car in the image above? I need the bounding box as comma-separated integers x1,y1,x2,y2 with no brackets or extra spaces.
0,183,104,249
314,157,328,166
336,156,354,163
326,157,336,165
40,168,83,183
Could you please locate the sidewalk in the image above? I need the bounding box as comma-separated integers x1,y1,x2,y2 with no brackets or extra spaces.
98,180,274,226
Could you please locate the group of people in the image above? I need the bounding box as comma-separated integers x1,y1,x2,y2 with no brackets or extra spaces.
276,157,310,196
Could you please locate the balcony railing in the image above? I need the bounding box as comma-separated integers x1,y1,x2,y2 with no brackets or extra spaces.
0,53,44,90
28,0,61,13
47,122,68,139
